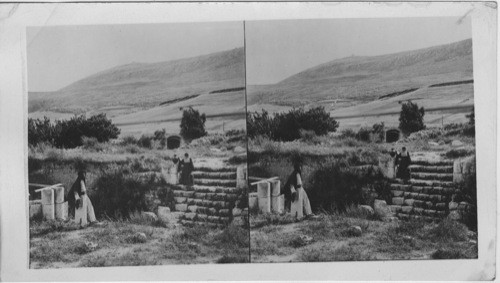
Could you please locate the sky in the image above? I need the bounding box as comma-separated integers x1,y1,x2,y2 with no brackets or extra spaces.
27,21,244,92
246,17,472,85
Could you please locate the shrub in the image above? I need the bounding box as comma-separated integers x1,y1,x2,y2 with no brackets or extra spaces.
431,248,467,259
247,107,339,141
308,160,380,212
121,135,138,146
153,129,167,148
340,128,356,139
356,127,371,142
445,148,474,159
427,218,469,242
90,168,153,219
399,101,425,136
137,135,154,149
180,107,207,141
54,114,120,148
28,117,57,146
372,122,385,142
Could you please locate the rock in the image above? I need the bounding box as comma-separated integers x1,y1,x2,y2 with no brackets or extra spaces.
451,140,464,147
210,147,221,153
358,205,374,215
184,213,197,220
175,204,188,212
383,216,399,222
392,197,404,205
232,208,242,217
233,146,246,153
346,225,362,237
157,206,171,222
129,232,147,243
141,211,158,222
448,210,461,220
428,141,439,146
374,199,392,219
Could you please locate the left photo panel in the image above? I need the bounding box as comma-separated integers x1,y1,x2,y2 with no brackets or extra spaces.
27,21,249,268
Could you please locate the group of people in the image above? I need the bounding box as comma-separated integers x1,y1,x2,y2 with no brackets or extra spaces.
390,146,412,180
172,153,195,185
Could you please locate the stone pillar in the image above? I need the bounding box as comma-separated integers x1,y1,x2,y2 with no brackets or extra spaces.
378,157,396,179
236,166,247,189
53,186,68,220
41,188,55,220
248,192,258,210
75,195,88,226
269,180,283,214
290,188,304,219
453,156,476,183
29,200,42,219
257,182,271,213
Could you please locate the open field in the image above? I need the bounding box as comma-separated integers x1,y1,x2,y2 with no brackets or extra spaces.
250,212,477,263
30,220,249,268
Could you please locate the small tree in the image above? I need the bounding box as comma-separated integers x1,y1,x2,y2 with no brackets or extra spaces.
180,107,207,141
399,101,425,136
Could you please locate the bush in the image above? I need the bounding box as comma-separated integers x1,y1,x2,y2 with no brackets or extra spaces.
90,168,153,219
121,135,138,146
356,127,371,142
340,128,356,139
399,101,425,136
180,107,207,141
247,107,339,141
28,114,120,148
372,122,385,142
153,129,167,148
137,135,154,149
308,160,381,212
431,248,467,259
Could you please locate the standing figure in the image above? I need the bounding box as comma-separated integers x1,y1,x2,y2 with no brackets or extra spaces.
67,170,98,226
396,146,412,180
179,153,194,186
283,162,317,220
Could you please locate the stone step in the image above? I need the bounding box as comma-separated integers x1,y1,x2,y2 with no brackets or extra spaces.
185,199,233,210
179,213,231,224
389,201,447,212
175,185,242,194
411,160,454,166
395,212,442,222
192,171,237,180
409,165,453,173
179,219,225,229
392,192,450,204
173,190,239,202
409,179,455,188
194,178,237,187
194,166,237,173
410,172,454,182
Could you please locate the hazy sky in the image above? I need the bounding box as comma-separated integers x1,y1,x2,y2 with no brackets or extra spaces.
27,22,244,92
246,17,472,85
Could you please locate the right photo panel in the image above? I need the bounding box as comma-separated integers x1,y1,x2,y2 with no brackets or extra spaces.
246,17,477,262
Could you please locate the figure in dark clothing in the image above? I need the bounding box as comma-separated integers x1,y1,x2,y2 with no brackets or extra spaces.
179,153,194,185
172,154,180,166
396,147,411,180
67,170,97,224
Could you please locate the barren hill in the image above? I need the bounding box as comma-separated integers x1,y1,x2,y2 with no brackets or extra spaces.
29,47,245,113
248,39,473,108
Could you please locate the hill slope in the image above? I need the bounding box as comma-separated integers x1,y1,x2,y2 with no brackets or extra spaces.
29,47,245,113
248,39,473,107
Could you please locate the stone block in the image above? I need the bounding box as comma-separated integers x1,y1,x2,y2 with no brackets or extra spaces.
412,186,423,193
392,197,404,205
232,208,242,217
41,189,54,205
257,182,271,199
413,200,425,207
401,206,413,214
157,206,171,222
448,210,461,220
404,199,415,206
436,210,446,217
374,199,392,218
55,201,68,220
359,205,375,215
208,207,217,215
271,194,284,214
29,200,42,219
142,211,158,222
398,213,410,220
174,197,187,204
184,213,197,220
175,204,188,212
269,180,281,196
391,190,404,197
194,193,207,199
403,192,412,197
410,192,419,198
197,213,208,221
448,201,459,210
219,209,230,216
259,196,271,213
188,205,198,213
413,207,424,215
388,205,402,213
53,186,65,204
432,187,443,194
249,192,258,210
435,203,446,210
453,173,464,183
424,209,436,216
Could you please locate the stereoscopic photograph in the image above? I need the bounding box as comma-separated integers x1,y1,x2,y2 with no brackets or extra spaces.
27,21,249,268
246,17,478,263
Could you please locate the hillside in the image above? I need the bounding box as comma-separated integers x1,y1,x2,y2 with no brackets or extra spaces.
247,39,473,108
29,47,245,113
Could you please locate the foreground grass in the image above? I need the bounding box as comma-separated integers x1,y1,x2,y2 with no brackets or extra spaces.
30,220,250,268
250,212,477,263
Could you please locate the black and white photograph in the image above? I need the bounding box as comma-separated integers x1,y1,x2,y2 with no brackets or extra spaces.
0,2,496,281
27,21,249,268
246,17,478,263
